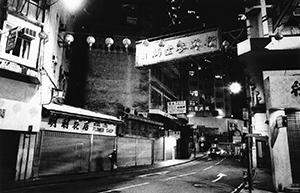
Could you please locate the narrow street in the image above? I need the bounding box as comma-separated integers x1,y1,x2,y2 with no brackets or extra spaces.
2,156,247,193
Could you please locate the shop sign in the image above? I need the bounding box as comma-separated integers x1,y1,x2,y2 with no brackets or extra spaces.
265,76,300,109
135,28,220,68
42,117,116,136
5,27,18,52
167,100,186,114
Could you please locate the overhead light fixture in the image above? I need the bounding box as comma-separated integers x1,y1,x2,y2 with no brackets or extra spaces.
105,37,114,52
86,36,95,50
122,38,131,51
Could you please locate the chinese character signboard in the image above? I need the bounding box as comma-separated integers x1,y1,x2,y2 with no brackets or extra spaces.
41,117,117,136
167,100,186,114
135,28,221,68
264,75,300,109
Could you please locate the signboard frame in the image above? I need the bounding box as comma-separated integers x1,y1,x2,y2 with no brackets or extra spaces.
135,28,221,68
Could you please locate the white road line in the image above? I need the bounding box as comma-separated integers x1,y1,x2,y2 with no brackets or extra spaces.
179,172,197,177
99,182,150,193
203,166,213,171
164,172,196,181
215,157,226,166
138,171,169,178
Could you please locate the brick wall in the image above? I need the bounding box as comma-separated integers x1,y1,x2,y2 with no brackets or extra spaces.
84,50,149,116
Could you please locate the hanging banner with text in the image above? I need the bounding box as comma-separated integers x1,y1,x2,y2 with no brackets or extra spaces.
135,28,221,68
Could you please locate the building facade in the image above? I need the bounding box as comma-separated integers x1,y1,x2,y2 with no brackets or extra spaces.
0,0,124,182
238,0,300,191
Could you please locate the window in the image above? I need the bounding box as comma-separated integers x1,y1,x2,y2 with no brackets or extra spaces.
151,88,162,106
0,15,40,69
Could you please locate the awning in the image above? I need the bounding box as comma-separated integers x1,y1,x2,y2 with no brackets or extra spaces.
127,114,163,126
42,103,123,124
149,109,178,120
148,109,186,129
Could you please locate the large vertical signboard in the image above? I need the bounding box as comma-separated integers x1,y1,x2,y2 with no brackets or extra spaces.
135,28,221,68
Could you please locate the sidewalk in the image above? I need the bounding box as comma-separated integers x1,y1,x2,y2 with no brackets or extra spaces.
0,154,201,192
0,154,275,193
235,166,276,193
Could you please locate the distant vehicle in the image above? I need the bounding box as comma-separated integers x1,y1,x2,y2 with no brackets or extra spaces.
206,146,228,157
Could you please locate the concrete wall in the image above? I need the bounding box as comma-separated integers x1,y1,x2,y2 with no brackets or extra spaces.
268,110,293,191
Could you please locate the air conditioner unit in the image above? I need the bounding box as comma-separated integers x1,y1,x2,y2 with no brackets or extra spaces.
18,27,36,40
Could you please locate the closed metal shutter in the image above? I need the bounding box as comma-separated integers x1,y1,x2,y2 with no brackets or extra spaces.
39,131,90,176
286,112,300,183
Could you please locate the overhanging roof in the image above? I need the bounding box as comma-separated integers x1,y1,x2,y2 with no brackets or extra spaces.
43,103,123,124
238,36,300,56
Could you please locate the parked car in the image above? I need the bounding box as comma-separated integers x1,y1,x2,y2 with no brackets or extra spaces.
206,146,228,157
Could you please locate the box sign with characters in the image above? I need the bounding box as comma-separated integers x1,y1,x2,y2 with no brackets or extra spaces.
265,75,300,109
167,100,186,114
135,28,220,68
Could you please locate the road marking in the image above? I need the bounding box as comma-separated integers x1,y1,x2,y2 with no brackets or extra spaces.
179,172,197,177
99,182,150,193
203,166,213,171
138,171,169,178
215,157,226,166
212,173,227,183
164,172,196,181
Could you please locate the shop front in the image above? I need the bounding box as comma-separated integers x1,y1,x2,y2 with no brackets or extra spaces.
238,36,300,190
0,75,41,182
149,109,186,160
117,113,164,167
34,103,123,177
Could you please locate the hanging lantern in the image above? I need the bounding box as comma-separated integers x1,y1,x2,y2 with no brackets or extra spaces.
64,34,74,45
122,38,131,51
105,37,114,52
142,39,149,47
159,39,165,47
86,36,95,50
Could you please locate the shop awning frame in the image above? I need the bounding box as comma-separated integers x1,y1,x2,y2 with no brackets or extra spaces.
43,103,123,124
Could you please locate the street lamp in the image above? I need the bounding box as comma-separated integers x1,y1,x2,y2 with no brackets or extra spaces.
229,82,242,94
62,0,84,11
46,0,84,11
